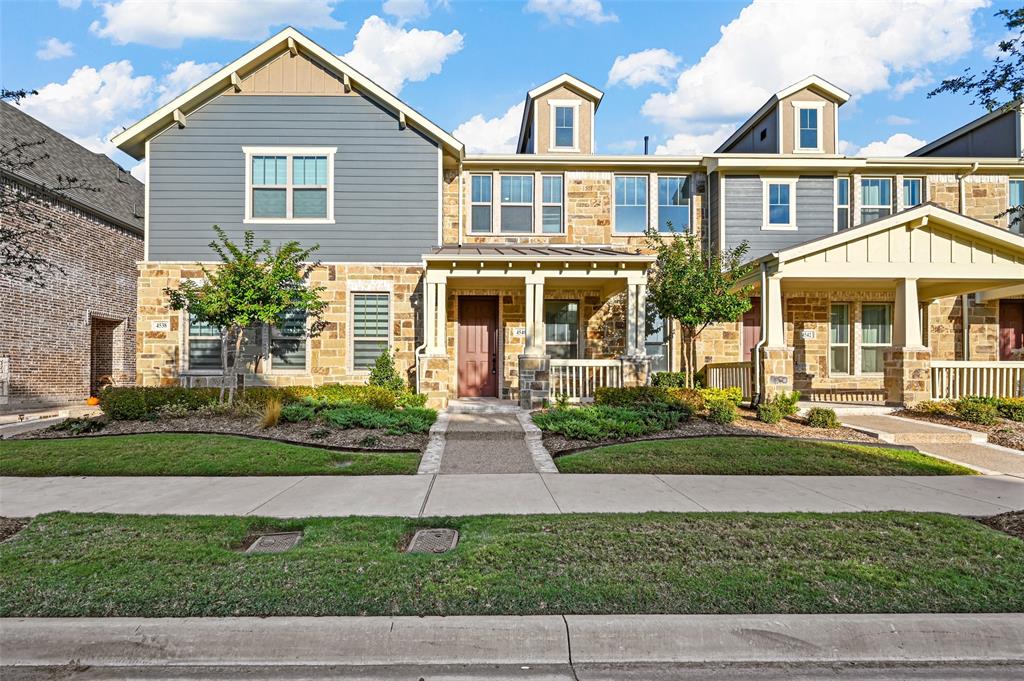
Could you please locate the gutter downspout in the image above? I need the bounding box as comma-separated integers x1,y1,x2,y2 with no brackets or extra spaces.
751,262,769,406
957,162,978,362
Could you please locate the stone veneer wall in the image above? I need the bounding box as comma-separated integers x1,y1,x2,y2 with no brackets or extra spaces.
136,263,423,388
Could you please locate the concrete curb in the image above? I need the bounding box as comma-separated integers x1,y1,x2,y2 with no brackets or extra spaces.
518,410,558,473
3,614,1022,668
417,411,450,475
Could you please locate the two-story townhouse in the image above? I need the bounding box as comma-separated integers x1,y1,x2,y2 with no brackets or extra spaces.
115,28,1024,410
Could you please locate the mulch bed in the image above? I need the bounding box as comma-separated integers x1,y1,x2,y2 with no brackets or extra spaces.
542,407,879,455
0,517,29,543
979,511,1024,541
9,414,429,452
895,410,1024,452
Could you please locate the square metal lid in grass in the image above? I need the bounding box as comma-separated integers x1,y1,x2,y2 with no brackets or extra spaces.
406,528,459,554
246,531,303,554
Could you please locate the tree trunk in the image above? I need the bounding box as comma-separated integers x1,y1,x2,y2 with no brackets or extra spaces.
219,331,229,404
228,327,244,405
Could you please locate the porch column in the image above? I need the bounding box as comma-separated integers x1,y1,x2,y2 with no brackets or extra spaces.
424,275,447,354
420,272,452,409
758,273,793,401
622,275,652,386
885,277,931,406
524,274,545,355
520,273,550,409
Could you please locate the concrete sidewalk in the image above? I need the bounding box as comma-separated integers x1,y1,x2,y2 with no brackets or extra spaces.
2,472,1021,518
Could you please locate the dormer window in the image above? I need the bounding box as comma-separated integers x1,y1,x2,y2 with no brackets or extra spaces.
549,101,580,151
794,102,824,152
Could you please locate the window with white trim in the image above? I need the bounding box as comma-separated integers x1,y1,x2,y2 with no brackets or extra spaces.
795,104,822,151
544,300,579,359
902,177,923,208
269,308,307,371
352,293,391,371
658,176,690,233
187,315,221,371
541,175,563,233
645,311,670,373
553,105,575,149
614,175,648,233
500,174,534,233
470,174,492,233
829,303,850,374
1009,179,1023,234
763,179,796,229
836,177,850,231
861,178,892,224
860,303,892,374
245,147,335,223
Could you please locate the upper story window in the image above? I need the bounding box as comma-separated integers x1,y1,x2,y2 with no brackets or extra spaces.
470,174,492,233
836,177,850,231
861,178,892,224
500,175,534,233
903,177,923,208
1009,179,1023,234
550,102,578,150
794,103,823,152
541,175,564,233
658,176,690,233
614,175,648,233
244,147,335,223
763,179,796,230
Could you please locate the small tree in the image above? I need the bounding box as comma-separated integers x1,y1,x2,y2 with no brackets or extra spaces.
645,231,755,388
368,350,406,393
165,226,328,403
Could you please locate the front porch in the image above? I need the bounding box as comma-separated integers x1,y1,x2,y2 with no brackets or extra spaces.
418,245,657,408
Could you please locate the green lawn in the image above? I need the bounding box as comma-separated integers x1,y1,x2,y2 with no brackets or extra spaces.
1,511,1020,617
0,434,420,476
554,436,975,475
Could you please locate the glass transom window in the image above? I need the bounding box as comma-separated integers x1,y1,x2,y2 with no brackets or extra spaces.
614,175,648,233
500,175,534,233
246,148,335,222
658,176,690,233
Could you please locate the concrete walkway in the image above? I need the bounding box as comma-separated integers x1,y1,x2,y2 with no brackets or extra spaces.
2,472,1021,518
440,413,537,474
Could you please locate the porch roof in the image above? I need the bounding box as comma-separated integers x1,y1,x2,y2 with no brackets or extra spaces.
425,244,655,263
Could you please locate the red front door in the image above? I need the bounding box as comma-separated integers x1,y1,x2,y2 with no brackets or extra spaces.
742,298,761,362
458,297,498,397
999,300,1024,360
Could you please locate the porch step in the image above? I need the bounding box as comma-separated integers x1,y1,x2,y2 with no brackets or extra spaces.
839,414,987,445
798,401,896,417
445,398,523,415
444,413,524,441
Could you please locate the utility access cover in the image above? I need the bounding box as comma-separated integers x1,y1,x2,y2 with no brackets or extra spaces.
407,528,459,554
246,531,303,554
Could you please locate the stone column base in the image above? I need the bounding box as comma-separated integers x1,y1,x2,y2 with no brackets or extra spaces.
518,354,550,410
884,346,932,407
759,346,794,402
419,354,452,410
620,355,652,387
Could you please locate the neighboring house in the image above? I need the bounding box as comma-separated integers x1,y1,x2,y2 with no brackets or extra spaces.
114,28,1024,409
0,101,144,410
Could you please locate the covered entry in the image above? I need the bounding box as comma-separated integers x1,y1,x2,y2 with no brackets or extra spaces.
457,297,499,397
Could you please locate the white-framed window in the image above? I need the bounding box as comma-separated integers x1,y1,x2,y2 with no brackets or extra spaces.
269,308,308,371
243,146,336,223
548,100,579,151
614,175,648,233
794,102,825,152
645,312,670,373
187,315,222,371
500,174,534,233
470,174,492,233
762,179,797,230
352,292,391,372
541,174,564,234
544,300,579,359
657,175,691,233
1009,178,1023,235
861,303,892,374
902,177,923,208
836,177,850,231
829,303,850,374
861,178,892,224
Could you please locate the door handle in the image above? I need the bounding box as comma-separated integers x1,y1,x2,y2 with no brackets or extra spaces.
491,352,497,374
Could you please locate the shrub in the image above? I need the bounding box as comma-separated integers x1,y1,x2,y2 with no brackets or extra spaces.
280,402,316,423
706,399,736,424
698,386,744,406
396,390,428,409
261,398,282,429
321,405,436,435
368,351,406,393
915,400,955,416
651,372,689,388
807,407,841,429
52,417,105,435
955,397,999,425
532,404,685,441
594,386,669,408
665,387,705,413
769,391,801,416
756,403,783,424
996,398,1024,422
155,402,192,419
98,387,220,420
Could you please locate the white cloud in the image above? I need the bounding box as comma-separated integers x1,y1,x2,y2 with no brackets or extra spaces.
130,160,148,183
526,0,617,25
383,0,430,25
605,139,641,153
57,0,81,8
452,102,525,153
36,37,74,60
641,0,986,141
90,0,344,48
983,31,1014,59
890,71,932,99
156,60,222,105
608,49,680,88
851,133,927,157
885,114,915,126
654,125,736,155
341,15,463,94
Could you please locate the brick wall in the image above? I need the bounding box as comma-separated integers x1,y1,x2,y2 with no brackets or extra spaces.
0,178,142,410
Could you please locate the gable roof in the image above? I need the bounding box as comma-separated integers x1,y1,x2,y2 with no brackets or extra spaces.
516,73,604,154
0,101,144,234
111,27,463,160
909,100,1022,157
715,74,850,154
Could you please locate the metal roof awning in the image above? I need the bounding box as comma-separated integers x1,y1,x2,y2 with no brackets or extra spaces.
425,244,654,262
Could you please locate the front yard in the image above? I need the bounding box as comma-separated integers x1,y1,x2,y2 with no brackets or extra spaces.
554,436,975,475
0,434,420,476
1,511,1021,617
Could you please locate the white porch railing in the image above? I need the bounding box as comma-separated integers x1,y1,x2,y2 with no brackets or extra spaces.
704,361,754,400
549,359,623,402
931,361,1024,399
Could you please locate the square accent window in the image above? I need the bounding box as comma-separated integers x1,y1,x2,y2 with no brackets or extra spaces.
764,180,796,229
470,175,492,233
836,178,850,231
500,174,534,233
861,178,892,224
829,303,850,374
861,303,892,374
903,177,923,208
246,148,335,222
797,106,819,150
615,175,648,233
658,176,690,233
545,300,579,359
541,175,563,234
270,308,307,371
353,293,390,371
553,105,575,149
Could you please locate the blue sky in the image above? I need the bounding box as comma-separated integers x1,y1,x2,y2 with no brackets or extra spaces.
1,0,1017,178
